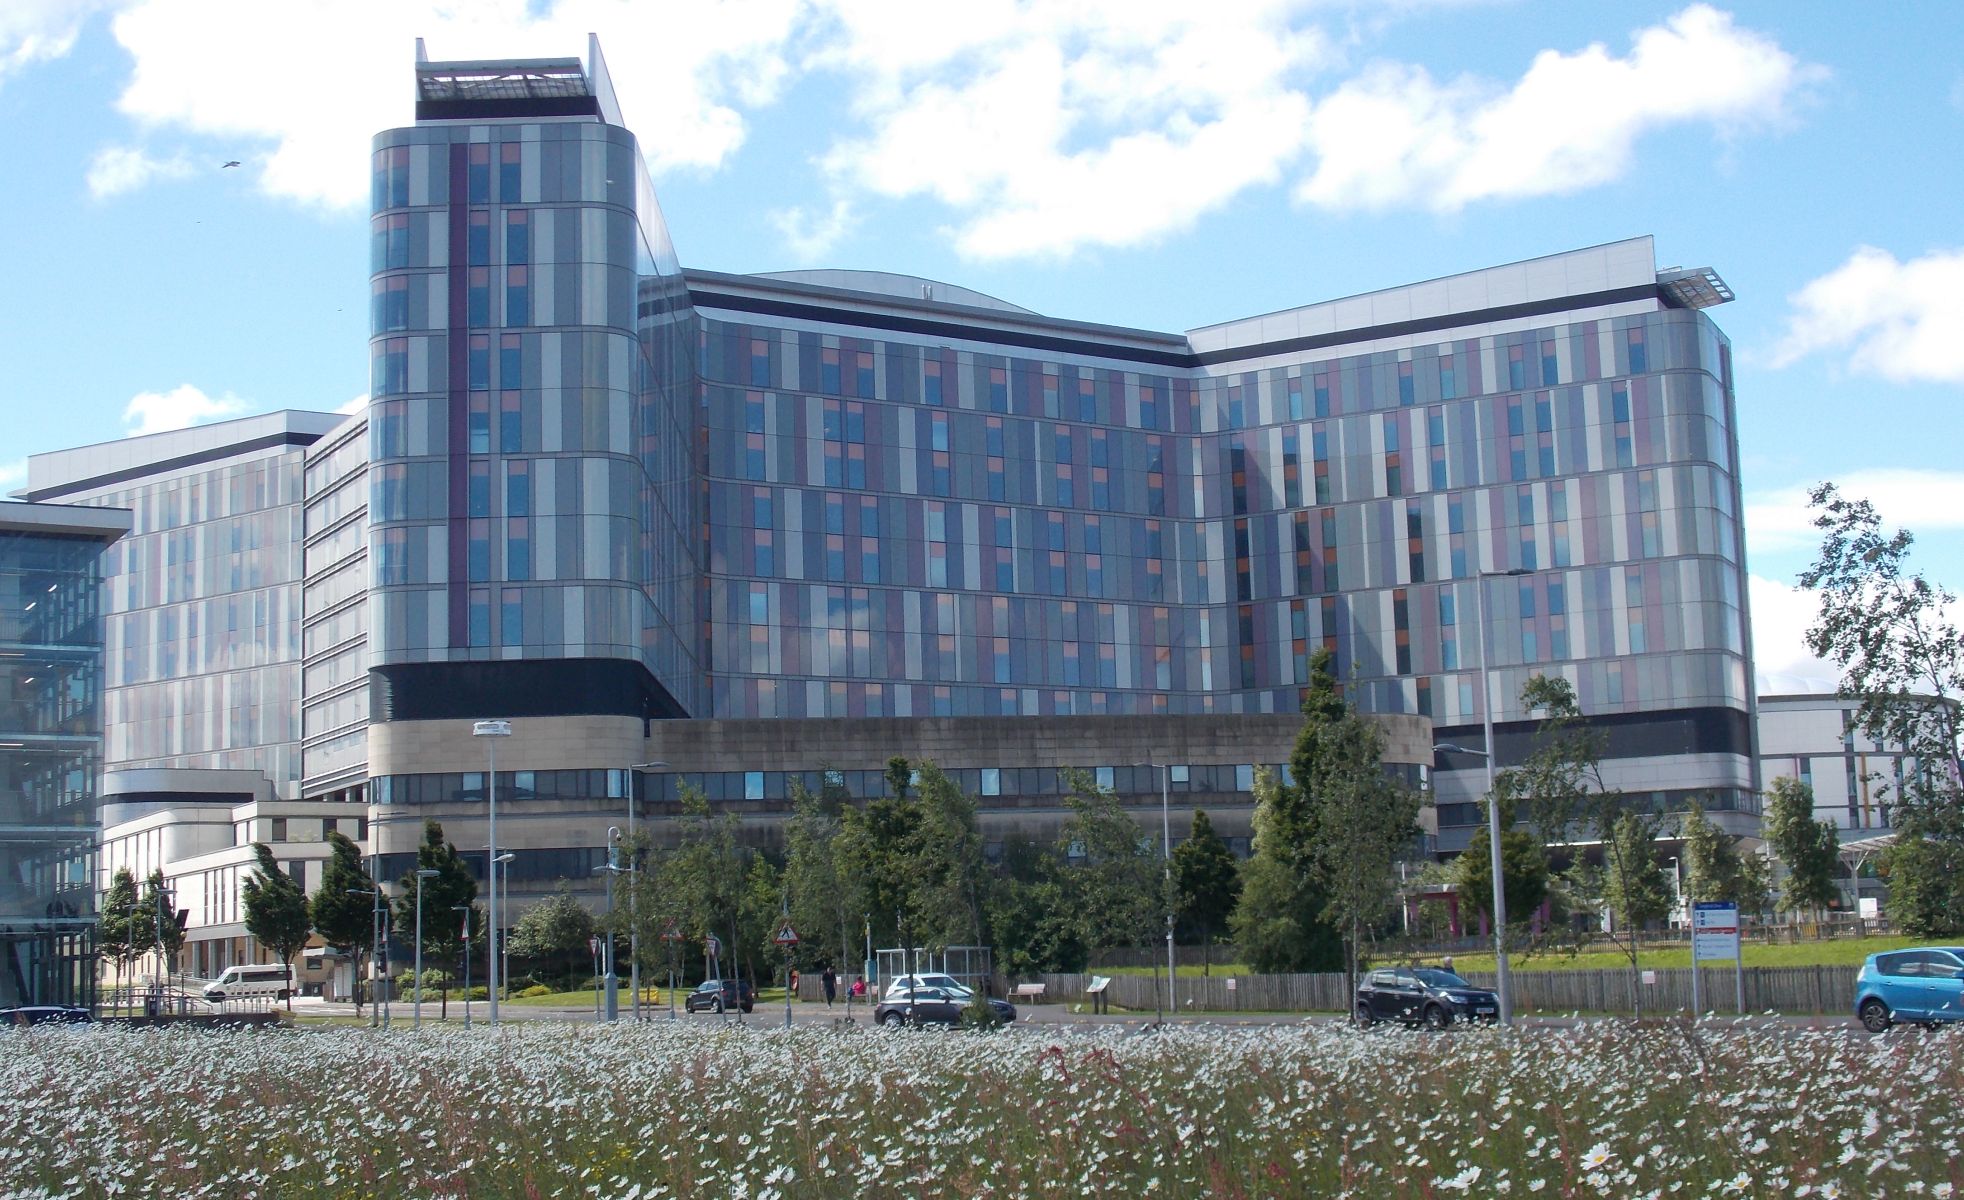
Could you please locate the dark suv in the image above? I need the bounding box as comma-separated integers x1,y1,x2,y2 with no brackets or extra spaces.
1354,968,1498,1029
685,978,755,1014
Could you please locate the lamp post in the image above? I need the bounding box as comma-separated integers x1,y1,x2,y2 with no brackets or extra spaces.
1132,761,1177,1023
594,827,623,1022
472,719,512,1026
347,886,382,1028
493,852,514,1001
628,760,668,1020
452,904,472,1029
412,868,438,1029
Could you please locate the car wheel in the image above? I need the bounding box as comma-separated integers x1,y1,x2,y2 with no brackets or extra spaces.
741,1002,754,1014
879,1010,905,1027
712,997,725,1014
1423,1004,1452,1031
277,990,291,1001
1353,1003,1376,1028
1859,998,1892,1034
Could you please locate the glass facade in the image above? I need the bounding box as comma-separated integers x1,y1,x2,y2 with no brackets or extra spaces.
366,116,701,715
0,507,124,1008
697,310,1749,731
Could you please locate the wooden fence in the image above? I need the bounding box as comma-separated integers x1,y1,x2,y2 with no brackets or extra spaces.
1028,964,1860,1017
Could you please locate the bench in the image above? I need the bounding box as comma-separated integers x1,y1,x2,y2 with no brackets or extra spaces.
1011,983,1046,1002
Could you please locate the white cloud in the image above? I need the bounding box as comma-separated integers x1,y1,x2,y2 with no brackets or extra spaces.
0,459,26,497
123,384,250,436
1767,246,1964,384
335,393,368,415
86,144,196,198
770,198,857,263
1296,4,1819,212
804,0,1330,259
0,0,113,84
1749,574,1837,695
1746,468,1964,559
103,0,804,207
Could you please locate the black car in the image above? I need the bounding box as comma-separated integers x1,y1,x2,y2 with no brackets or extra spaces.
685,978,755,1014
873,987,1016,1028
1354,968,1498,1029
0,1005,94,1027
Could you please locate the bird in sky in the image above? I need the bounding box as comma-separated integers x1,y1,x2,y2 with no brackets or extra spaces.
221,160,240,168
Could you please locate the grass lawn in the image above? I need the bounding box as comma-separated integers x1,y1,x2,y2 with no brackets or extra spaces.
506,985,789,1007
1096,935,1925,979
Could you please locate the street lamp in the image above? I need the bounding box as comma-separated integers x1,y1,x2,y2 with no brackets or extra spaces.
1435,560,1533,1028
1132,761,1177,1023
493,852,514,1002
628,760,668,1020
593,827,623,1022
412,868,438,1029
452,904,473,1029
347,886,384,1029
472,719,513,1026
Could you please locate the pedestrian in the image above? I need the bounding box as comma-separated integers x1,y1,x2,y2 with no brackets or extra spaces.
1442,955,1455,975
789,968,800,999
850,976,866,1000
821,963,838,1008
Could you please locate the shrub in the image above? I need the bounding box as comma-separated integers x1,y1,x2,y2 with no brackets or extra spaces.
518,984,553,998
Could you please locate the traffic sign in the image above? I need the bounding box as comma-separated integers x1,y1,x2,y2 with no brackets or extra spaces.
705,934,722,958
774,923,800,946
659,920,684,942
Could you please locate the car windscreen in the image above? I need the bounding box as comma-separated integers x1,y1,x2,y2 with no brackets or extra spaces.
1413,970,1471,987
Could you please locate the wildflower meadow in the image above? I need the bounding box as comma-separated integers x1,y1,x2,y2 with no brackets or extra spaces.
3,1019,1958,1198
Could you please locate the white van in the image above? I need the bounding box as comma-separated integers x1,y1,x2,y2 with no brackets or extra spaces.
202,963,294,1002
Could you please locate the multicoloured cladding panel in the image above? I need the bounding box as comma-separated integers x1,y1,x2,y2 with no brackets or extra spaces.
697,309,1749,729
367,121,701,716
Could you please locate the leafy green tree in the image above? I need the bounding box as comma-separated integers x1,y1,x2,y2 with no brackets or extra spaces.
1234,769,1344,974
311,830,378,1013
389,820,479,972
1455,816,1550,943
241,843,310,1007
654,783,747,980
984,836,1087,976
1514,675,1664,1015
837,785,923,968
1172,810,1240,975
737,853,782,985
1229,648,1347,974
98,866,140,994
1059,769,1161,956
507,883,596,983
910,763,988,952
139,870,187,980
1679,798,1767,917
1305,705,1425,991
781,779,850,974
1801,482,1964,932
1763,777,1842,923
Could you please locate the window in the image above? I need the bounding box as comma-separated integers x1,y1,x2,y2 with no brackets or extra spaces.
1236,764,1255,791
745,771,764,800
505,209,529,263
981,768,1000,797
1095,766,1114,790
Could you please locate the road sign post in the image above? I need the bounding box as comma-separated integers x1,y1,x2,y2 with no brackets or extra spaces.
774,922,800,1029
1692,902,1741,1017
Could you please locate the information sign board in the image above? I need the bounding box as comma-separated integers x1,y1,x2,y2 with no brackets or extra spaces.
1692,901,1740,962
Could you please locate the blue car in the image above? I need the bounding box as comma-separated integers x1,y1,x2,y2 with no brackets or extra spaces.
1855,946,1964,1032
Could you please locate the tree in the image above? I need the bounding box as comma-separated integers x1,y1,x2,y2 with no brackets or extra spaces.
1059,770,1161,958
1305,703,1425,992
1513,675,1664,1015
1801,483,1964,933
909,763,988,952
781,780,850,975
1234,770,1344,974
390,820,479,977
1762,777,1842,923
311,830,377,1013
1172,810,1240,975
655,783,747,980
98,866,140,996
1229,648,1347,974
139,870,186,980
241,843,311,1008
984,836,1087,977
1454,819,1550,942
507,883,596,983
1679,798,1767,916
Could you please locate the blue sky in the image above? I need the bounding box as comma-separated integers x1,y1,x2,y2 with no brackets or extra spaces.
2,1,1960,692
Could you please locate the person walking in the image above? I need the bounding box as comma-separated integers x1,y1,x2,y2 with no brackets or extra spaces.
820,963,837,1008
